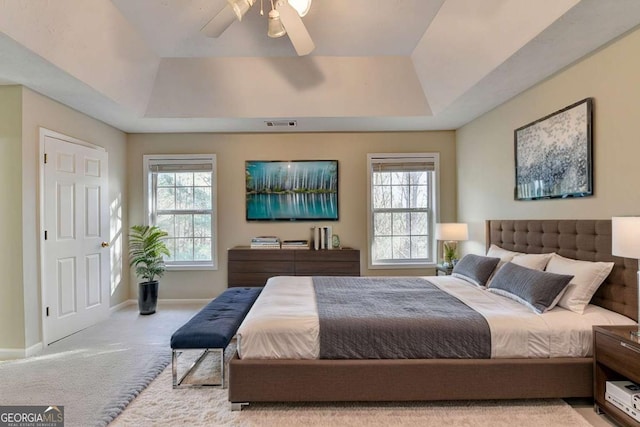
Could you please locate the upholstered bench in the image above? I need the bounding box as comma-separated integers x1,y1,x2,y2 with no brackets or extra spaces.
170,286,262,388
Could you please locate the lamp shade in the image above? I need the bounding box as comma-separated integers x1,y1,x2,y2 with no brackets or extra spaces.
435,223,469,241
612,217,640,258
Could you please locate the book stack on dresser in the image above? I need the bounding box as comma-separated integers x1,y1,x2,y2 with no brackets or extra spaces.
250,236,280,249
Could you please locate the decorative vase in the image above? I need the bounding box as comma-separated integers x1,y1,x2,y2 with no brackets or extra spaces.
138,281,159,315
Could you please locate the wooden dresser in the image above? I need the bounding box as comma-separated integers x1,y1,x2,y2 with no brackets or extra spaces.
227,247,360,287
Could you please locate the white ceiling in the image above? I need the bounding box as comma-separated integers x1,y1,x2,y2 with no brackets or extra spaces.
1,0,640,133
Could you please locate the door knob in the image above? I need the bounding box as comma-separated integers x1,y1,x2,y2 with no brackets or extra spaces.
101,242,110,248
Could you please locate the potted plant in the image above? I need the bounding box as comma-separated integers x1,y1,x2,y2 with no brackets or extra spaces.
128,225,170,315
443,242,458,268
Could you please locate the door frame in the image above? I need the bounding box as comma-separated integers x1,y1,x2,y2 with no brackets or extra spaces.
38,127,107,346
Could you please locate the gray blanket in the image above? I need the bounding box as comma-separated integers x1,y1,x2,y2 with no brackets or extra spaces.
313,276,491,359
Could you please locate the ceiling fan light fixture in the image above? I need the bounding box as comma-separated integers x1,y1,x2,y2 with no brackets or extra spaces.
229,0,255,21
287,0,312,17
267,9,287,38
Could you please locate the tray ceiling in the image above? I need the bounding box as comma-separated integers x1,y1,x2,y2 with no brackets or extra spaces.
0,0,639,133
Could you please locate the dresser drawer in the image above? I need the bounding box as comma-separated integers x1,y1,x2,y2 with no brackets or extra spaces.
295,249,359,262
228,260,294,274
295,261,360,276
228,249,294,262
595,331,640,383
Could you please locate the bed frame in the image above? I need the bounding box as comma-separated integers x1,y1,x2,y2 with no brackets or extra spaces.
228,219,638,408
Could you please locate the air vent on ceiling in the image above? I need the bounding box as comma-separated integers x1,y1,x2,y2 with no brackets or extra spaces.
265,120,297,128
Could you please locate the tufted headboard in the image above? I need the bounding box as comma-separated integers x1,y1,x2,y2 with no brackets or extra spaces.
486,219,638,321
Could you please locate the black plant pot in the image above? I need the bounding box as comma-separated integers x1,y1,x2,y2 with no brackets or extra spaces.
138,281,158,315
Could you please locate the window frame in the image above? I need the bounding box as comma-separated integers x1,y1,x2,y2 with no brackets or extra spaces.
143,154,218,271
366,153,440,269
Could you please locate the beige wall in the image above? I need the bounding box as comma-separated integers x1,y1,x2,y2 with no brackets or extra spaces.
0,86,128,355
0,86,25,350
127,131,457,299
457,26,640,255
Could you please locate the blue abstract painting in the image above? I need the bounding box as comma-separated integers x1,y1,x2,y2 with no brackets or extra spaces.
246,160,338,220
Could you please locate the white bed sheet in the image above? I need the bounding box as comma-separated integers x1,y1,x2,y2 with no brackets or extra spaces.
236,275,635,360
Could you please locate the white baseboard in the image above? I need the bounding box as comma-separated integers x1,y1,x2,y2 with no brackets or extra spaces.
158,299,211,305
0,348,26,360
0,341,43,360
25,342,43,357
109,299,135,314
108,299,208,314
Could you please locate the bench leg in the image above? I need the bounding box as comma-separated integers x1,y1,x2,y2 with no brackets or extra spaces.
172,348,225,388
172,350,179,388
220,347,226,388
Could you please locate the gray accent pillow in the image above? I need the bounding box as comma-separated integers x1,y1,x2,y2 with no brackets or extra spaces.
487,262,574,314
451,254,500,288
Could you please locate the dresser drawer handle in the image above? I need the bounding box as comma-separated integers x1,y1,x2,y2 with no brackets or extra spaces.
621,342,640,354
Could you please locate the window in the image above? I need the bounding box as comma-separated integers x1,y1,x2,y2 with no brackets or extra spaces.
144,155,217,270
367,153,439,268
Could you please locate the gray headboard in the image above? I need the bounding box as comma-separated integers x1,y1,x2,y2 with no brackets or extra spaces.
486,219,638,321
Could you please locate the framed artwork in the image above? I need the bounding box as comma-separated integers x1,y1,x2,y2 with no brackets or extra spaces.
245,160,338,221
514,98,593,200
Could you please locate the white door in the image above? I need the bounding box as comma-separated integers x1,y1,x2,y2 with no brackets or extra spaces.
42,132,109,344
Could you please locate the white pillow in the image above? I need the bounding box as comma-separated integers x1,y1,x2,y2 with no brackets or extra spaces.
545,253,614,314
486,244,521,263
511,253,554,271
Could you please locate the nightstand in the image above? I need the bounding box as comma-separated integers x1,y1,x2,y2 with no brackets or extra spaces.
436,264,454,276
593,325,640,426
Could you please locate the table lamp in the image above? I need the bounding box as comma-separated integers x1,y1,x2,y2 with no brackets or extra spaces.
611,216,640,338
435,223,469,267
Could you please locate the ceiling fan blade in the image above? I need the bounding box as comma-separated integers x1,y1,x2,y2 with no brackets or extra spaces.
276,0,315,56
201,4,237,38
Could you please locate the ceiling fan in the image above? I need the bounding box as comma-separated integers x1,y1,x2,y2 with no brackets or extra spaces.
201,0,315,56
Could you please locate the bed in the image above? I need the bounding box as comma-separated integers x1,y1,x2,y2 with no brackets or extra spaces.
228,219,639,407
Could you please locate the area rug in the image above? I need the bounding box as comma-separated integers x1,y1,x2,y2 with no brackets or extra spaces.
112,351,593,427
0,304,200,427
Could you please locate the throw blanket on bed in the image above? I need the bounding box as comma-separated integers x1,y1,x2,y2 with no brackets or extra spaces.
313,276,491,359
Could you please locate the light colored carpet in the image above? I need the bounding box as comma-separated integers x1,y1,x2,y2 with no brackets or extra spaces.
113,367,593,426
0,303,201,427
113,350,594,427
